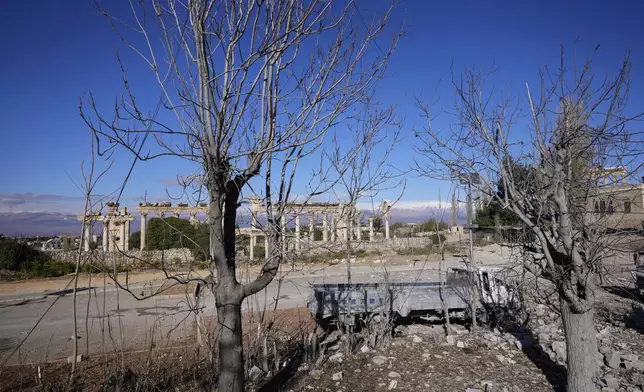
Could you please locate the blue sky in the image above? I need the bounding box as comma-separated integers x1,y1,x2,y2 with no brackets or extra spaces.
1,0,643,214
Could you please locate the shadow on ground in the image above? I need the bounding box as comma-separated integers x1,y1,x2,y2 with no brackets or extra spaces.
485,307,567,392
43,286,94,297
601,286,644,334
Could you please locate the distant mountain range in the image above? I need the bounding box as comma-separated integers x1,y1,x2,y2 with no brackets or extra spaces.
0,202,467,236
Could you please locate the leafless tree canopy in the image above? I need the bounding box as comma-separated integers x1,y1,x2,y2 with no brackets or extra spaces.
414,49,643,392
81,1,399,391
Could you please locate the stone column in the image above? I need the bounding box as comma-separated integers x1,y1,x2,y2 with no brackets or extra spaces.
124,220,130,251
280,215,286,253
342,214,349,242
264,236,269,257
369,217,374,242
295,214,301,251
249,235,255,261
118,222,124,251
384,213,390,240
331,216,337,242
309,214,315,242
103,220,109,251
83,220,91,251
140,214,147,250
322,214,328,242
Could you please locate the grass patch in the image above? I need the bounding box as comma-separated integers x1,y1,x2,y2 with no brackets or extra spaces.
17,260,77,279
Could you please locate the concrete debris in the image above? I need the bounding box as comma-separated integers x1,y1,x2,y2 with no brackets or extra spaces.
465,389,483,392
248,366,265,381
360,344,372,353
604,351,621,369
623,353,639,362
309,369,323,378
446,335,456,345
332,371,343,381
457,341,466,348
597,327,612,340
603,375,619,389
551,341,567,364
407,324,440,335
388,371,401,378
412,335,423,343
66,354,83,364
329,352,344,363
322,330,341,346
372,355,388,366
481,380,495,390
388,379,398,390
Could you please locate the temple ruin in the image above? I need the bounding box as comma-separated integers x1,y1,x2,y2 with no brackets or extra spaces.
77,198,393,258
77,202,134,252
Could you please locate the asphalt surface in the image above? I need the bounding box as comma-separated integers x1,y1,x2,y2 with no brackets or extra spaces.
0,251,513,365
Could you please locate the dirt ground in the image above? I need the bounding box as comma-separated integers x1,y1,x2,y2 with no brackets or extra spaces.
0,269,209,294
284,333,556,392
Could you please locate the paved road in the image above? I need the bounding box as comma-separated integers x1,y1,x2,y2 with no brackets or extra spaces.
0,252,511,365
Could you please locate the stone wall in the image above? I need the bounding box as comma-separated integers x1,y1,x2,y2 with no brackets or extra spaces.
48,248,194,266
275,237,434,256
47,237,434,266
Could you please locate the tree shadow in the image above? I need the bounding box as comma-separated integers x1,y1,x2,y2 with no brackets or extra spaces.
600,286,644,334
603,285,642,303
43,286,94,297
256,345,304,392
496,312,567,392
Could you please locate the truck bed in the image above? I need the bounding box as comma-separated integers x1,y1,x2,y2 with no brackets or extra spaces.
308,281,472,319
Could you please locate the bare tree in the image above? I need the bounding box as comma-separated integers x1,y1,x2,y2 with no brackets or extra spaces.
327,98,403,276
414,49,644,392
81,1,398,390
324,97,403,350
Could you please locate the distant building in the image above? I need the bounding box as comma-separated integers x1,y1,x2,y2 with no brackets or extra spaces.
41,237,62,251
588,182,644,231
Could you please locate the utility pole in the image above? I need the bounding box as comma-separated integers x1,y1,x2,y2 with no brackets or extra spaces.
451,187,458,228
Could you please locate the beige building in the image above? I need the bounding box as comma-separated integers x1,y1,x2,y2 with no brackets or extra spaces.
588,183,644,231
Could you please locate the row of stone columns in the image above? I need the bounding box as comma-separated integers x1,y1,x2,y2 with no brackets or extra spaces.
133,209,391,256
250,212,391,251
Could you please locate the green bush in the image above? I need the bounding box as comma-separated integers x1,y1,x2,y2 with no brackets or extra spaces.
0,237,82,279
0,237,49,270
129,230,141,249
253,245,265,259
20,259,77,278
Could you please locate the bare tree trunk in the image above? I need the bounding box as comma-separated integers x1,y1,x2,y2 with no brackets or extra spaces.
217,298,245,392
561,297,598,392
